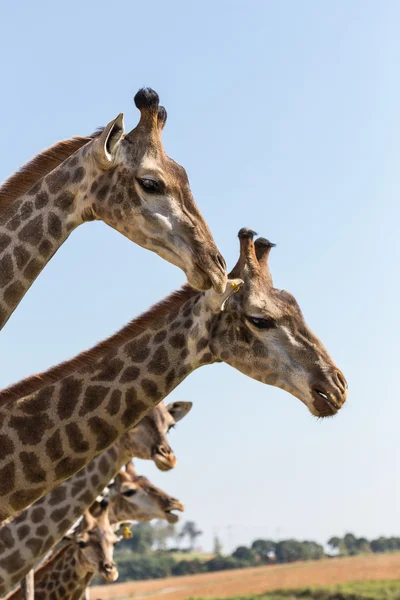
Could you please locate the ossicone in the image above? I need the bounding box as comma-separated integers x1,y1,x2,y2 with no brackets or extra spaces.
134,88,160,111
238,227,257,240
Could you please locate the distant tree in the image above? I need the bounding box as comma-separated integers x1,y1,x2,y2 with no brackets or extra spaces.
328,536,349,556
275,540,307,563
301,541,324,560
232,546,256,563
213,536,223,556
343,533,358,555
251,539,276,563
356,537,371,554
180,521,203,551
152,521,176,550
370,537,387,553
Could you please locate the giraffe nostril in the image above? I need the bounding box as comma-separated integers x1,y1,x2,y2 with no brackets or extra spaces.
214,253,226,272
157,445,170,457
335,370,347,393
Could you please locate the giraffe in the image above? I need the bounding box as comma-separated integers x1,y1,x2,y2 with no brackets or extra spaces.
5,502,119,600
0,400,191,595
8,467,184,600
103,461,185,529
0,87,226,330
0,228,347,522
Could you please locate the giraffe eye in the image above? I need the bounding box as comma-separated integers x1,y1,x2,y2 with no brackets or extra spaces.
137,178,164,194
123,489,137,497
246,316,276,330
78,540,88,549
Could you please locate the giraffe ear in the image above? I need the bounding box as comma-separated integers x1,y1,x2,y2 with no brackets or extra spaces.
167,401,193,423
95,113,125,168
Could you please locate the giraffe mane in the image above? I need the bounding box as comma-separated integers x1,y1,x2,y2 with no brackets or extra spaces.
0,130,103,214
0,285,198,405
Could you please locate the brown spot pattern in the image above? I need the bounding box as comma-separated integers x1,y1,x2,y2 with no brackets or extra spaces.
58,377,82,420
93,358,124,382
169,333,185,348
19,451,47,483
4,281,25,307
9,413,53,445
18,215,43,245
0,233,11,253
0,255,13,287
48,212,62,240
79,385,109,416
17,525,30,541
35,190,49,209
55,457,86,480
10,488,46,512
23,258,42,280
106,389,121,416
47,169,70,194
148,346,169,375
120,366,140,383
50,505,69,523
66,423,90,453
13,245,30,269
0,434,14,458
31,507,46,523
46,430,63,462
88,416,118,451
49,486,67,506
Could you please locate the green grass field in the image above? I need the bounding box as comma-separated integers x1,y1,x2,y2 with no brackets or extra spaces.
192,580,400,600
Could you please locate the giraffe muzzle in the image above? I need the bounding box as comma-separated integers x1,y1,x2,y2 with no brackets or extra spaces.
310,370,348,417
100,561,119,583
152,446,177,471
164,499,185,523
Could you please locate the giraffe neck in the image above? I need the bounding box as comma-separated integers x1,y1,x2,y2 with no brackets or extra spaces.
0,287,213,521
6,543,92,600
0,439,131,596
0,153,92,330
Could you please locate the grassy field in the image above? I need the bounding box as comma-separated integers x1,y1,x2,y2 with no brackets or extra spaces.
89,553,400,600
244,580,400,599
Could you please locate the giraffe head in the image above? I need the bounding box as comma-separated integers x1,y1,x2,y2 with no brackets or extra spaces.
83,88,226,292
205,228,348,417
106,462,185,525
72,500,119,583
121,400,192,471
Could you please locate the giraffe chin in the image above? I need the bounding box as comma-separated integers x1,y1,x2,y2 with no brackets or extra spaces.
153,454,176,471
188,262,227,295
100,566,119,583
165,511,180,524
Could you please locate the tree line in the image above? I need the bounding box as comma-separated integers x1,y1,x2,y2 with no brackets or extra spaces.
94,524,400,584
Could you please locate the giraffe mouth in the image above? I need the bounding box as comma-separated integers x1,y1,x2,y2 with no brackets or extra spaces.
164,500,184,523
311,388,340,417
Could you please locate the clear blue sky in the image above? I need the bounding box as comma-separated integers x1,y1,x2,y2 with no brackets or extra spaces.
1,0,399,553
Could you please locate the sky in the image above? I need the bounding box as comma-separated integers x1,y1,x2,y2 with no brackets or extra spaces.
0,0,399,553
